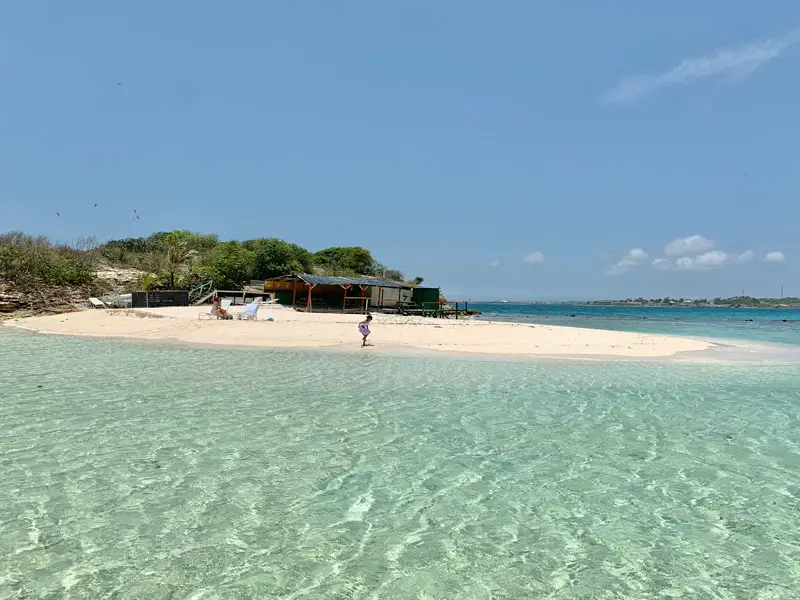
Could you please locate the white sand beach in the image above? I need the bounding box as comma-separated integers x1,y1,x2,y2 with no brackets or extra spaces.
5,305,716,359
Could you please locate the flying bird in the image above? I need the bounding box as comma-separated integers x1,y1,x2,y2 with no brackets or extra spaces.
94,203,98,207
56,212,60,217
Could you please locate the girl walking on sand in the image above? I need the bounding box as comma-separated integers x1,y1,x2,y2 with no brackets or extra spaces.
358,314,372,347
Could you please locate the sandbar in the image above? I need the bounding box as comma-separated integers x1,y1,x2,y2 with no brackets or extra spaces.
1,305,732,361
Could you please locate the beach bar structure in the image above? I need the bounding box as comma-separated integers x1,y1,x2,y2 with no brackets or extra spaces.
265,274,414,313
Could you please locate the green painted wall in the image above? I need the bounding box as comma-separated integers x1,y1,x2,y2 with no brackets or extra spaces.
413,287,440,309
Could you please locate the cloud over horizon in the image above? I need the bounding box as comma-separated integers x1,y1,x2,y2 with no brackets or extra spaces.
664,235,716,257
764,251,786,263
676,250,753,271
603,30,800,105
608,234,774,274
646,235,756,271
607,248,648,275
523,252,545,265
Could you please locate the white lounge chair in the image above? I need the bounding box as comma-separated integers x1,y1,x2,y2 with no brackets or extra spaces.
199,298,232,320
373,312,420,325
236,302,259,320
89,297,106,309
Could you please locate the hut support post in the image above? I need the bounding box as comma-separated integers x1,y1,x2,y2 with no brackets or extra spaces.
308,284,316,312
292,280,297,307
359,285,368,313
340,285,351,313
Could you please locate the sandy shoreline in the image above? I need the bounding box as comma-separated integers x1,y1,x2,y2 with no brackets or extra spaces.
1,304,733,361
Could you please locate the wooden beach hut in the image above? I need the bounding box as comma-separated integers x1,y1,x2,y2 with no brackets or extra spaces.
264,274,413,313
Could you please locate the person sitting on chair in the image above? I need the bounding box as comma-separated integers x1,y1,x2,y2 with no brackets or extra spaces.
211,297,229,320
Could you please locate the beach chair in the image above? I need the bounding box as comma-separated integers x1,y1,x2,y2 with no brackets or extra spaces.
198,298,232,319
89,297,106,309
374,312,419,325
236,302,259,320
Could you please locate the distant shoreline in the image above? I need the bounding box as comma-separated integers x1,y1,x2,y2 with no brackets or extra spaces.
474,301,800,309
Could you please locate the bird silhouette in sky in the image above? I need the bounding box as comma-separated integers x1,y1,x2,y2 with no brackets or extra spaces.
94,203,98,207
56,212,60,217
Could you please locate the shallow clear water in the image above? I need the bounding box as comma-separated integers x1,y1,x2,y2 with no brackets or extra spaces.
2,330,800,599
473,303,800,346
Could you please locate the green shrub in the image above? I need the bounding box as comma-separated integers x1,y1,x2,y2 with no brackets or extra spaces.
197,242,256,289
1,229,413,295
312,247,377,276
0,232,95,287
243,238,313,279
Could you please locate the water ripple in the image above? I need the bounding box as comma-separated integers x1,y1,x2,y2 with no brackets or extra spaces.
1,330,800,598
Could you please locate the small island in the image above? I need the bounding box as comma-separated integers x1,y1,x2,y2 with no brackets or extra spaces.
580,296,800,309
0,230,426,316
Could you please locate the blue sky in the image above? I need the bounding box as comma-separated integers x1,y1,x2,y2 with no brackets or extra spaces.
2,1,799,300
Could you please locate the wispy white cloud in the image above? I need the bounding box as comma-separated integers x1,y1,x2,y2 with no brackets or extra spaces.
488,260,501,268
610,234,770,274
664,235,715,257
654,249,755,271
674,257,696,270
681,250,729,270
652,258,671,271
606,248,648,276
603,30,800,105
764,251,786,263
523,252,545,265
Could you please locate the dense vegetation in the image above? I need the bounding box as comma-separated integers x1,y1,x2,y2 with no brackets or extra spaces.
0,232,96,290
99,229,419,290
1,229,419,295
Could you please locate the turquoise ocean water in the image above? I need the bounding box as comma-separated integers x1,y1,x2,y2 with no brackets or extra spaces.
473,303,800,346
2,328,800,599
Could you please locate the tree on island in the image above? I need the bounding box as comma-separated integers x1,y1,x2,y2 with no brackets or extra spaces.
0,229,415,299
163,233,199,289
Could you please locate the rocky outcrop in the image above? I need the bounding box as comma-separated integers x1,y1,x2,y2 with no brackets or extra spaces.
0,283,89,316
1,259,143,317
94,264,146,289
0,287,25,313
